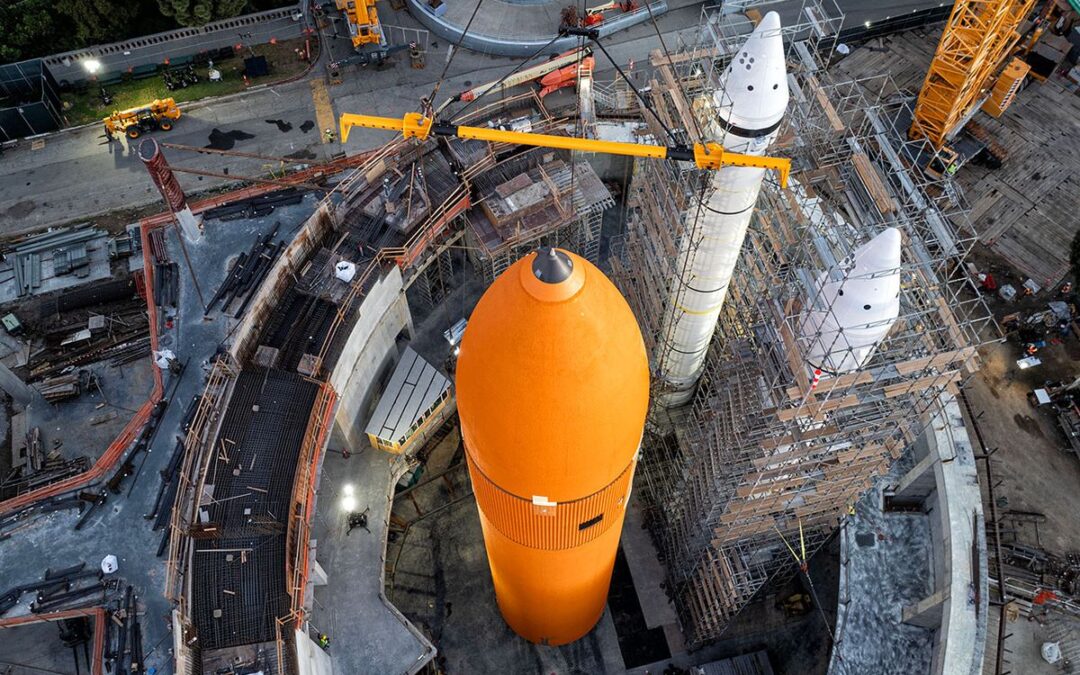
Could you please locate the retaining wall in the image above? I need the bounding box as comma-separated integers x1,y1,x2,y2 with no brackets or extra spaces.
329,266,413,451
42,5,306,86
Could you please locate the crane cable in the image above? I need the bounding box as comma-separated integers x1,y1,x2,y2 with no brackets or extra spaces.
450,33,567,123
773,521,847,673
579,33,678,145
640,0,705,143
424,0,487,115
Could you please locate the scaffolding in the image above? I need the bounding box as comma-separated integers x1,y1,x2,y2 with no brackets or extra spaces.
461,146,613,284
611,3,997,647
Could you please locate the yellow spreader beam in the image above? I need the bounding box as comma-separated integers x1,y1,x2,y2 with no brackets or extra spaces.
340,112,790,187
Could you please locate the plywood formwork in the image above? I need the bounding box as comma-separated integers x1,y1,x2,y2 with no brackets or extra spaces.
610,5,995,648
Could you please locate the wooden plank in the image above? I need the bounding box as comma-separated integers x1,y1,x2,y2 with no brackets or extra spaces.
806,73,845,132
851,151,897,214
649,47,721,69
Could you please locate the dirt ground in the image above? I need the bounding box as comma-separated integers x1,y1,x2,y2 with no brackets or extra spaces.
964,297,1080,555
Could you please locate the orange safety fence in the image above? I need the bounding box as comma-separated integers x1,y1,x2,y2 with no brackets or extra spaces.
291,382,338,628
0,606,107,675
0,221,166,517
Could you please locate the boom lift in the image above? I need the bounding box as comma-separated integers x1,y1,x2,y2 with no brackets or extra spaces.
908,0,1037,177
582,0,638,26
339,112,791,185
103,99,181,140
436,48,593,115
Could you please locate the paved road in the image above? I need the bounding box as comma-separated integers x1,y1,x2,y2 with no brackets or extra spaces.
0,0,945,234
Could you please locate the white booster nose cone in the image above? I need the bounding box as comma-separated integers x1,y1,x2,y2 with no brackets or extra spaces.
710,11,789,152
799,227,903,375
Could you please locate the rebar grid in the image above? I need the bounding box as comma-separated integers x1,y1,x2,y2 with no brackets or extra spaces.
613,11,998,647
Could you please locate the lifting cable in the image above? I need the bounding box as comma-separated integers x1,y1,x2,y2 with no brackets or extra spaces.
774,521,848,673
450,33,566,123
564,28,678,145
641,0,705,143
424,0,487,114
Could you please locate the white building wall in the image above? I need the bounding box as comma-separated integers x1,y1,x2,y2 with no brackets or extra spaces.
329,265,414,450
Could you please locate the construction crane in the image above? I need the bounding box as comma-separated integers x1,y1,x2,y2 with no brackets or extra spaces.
909,0,1037,177
103,99,181,140
335,0,384,48
326,0,413,67
338,112,791,185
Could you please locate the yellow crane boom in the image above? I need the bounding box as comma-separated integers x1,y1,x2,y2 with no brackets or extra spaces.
909,0,1035,149
339,112,790,186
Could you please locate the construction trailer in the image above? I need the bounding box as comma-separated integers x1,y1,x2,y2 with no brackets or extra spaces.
365,346,454,455
610,1,995,647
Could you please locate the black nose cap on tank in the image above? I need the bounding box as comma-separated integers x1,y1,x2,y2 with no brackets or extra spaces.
531,247,574,284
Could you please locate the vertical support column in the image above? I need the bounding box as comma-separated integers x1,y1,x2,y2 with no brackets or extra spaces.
138,138,202,240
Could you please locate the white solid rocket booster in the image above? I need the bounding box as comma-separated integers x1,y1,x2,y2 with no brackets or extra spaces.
799,227,903,375
656,12,789,408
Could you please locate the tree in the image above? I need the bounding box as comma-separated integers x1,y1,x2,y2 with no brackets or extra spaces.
156,0,249,27
56,0,137,44
0,0,77,63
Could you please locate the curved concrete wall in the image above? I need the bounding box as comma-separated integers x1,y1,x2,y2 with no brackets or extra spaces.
405,0,668,57
329,265,414,451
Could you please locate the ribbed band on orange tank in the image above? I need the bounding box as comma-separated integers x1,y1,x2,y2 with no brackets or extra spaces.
465,449,636,551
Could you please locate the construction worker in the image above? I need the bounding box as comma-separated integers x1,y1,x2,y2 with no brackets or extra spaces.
324,128,336,143
318,633,330,650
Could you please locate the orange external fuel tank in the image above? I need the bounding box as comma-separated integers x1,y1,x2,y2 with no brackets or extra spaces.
455,247,649,645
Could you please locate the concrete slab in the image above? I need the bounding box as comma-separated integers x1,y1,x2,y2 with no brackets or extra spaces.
387,494,626,674
24,357,153,465
621,500,679,630
0,618,94,674
309,425,433,675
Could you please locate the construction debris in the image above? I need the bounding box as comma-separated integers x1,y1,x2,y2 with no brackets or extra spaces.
202,187,305,221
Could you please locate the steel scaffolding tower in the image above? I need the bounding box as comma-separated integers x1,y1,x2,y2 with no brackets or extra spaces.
610,3,996,647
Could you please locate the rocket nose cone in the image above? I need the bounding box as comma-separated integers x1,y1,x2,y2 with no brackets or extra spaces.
715,10,789,133
853,227,902,273
756,9,781,33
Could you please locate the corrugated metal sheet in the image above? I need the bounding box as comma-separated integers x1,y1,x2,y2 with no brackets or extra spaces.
364,347,450,445
467,451,635,551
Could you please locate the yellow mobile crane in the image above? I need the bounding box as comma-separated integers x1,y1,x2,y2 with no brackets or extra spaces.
336,0,384,48
338,112,791,185
909,0,1037,177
